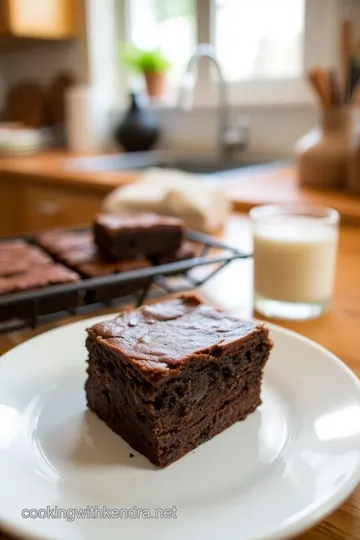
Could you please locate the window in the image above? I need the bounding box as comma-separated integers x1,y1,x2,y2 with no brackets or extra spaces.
128,0,196,85
118,0,359,105
215,0,305,81
126,0,305,84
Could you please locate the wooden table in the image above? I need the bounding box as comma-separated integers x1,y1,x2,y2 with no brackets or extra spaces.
224,165,360,227
1,214,360,540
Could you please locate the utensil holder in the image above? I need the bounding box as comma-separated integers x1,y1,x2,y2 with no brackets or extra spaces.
347,120,360,196
296,107,353,190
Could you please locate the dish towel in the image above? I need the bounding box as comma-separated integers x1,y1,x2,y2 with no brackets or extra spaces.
102,168,230,233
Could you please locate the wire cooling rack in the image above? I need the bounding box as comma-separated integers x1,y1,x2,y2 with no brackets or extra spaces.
0,228,252,334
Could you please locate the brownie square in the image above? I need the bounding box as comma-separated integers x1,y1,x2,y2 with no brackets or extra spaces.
0,239,28,251
76,256,151,304
0,243,52,277
36,229,99,271
55,244,97,268
35,230,93,259
93,213,183,260
0,264,80,321
85,295,272,467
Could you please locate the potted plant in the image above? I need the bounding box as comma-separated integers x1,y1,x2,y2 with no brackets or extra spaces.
120,46,171,99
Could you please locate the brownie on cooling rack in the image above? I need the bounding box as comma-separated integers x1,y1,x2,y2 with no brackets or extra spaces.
75,256,151,304
85,295,272,467
0,241,52,277
35,229,94,260
36,228,151,304
93,213,183,260
0,264,80,321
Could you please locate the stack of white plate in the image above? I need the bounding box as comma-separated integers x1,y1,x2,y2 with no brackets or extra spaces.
0,126,45,156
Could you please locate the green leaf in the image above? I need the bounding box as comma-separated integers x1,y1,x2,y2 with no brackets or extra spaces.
119,45,171,74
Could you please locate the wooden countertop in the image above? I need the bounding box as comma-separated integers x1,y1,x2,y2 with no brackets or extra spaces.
224,164,360,226
0,151,138,192
1,152,360,224
0,213,359,540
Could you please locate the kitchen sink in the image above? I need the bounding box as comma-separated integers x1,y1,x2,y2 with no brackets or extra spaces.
63,151,281,177
157,157,274,175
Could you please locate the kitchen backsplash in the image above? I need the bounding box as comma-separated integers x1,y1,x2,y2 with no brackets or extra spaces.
155,104,318,159
0,40,85,109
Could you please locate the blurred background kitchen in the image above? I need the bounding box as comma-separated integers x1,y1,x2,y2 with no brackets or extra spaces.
0,0,360,237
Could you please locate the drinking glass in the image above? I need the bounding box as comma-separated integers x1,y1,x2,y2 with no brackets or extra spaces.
250,204,340,320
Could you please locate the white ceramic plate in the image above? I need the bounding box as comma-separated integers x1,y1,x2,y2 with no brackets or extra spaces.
1,316,360,540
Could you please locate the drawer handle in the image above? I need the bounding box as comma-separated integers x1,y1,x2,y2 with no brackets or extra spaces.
36,201,61,216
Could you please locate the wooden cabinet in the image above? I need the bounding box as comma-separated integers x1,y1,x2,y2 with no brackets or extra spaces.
0,180,106,237
0,178,25,236
0,1,10,34
0,0,76,39
23,183,104,233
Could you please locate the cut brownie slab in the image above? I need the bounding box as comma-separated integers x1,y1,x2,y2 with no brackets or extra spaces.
36,227,151,304
93,213,183,260
0,242,52,277
85,295,272,467
35,229,93,259
0,239,28,251
0,264,80,321
59,245,97,268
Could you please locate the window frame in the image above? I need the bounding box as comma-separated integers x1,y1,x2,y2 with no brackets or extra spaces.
116,0,359,108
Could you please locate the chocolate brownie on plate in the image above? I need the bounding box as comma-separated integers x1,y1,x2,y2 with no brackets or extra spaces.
93,213,183,260
85,295,272,467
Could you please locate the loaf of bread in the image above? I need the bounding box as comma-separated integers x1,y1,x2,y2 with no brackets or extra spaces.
102,168,230,233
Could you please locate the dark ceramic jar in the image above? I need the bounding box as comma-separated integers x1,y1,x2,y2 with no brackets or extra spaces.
114,92,160,152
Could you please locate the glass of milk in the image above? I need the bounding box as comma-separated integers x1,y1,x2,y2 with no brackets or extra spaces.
250,204,340,320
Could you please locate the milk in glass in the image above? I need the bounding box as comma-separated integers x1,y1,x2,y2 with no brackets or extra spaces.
250,207,339,320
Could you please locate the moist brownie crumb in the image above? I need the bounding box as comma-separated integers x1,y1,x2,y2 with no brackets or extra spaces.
85,294,272,467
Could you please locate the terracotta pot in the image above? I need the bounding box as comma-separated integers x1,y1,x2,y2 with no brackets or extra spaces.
144,72,166,98
295,107,353,190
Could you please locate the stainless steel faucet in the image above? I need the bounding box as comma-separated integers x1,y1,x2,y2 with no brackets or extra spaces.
179,43,247,162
